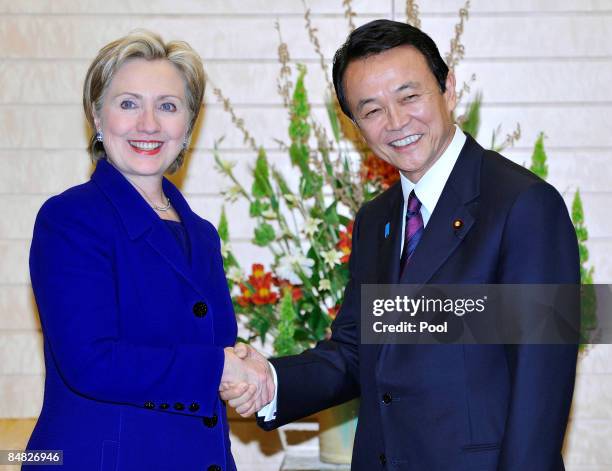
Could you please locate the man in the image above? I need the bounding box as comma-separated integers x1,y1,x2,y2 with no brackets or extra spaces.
223,19,579,470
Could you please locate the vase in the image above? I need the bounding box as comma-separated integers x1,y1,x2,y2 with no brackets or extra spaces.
318,399,359,464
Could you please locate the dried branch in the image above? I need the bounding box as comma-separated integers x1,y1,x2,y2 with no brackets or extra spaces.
405,0,421,29
210,81,258,153
456,73,476,107
311,120,363,213
275,21,293,109
302,2,333,93
445,0,470,72
342,0,356,32
491,123,521,152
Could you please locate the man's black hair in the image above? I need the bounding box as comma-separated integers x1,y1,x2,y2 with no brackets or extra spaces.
332,19,449,120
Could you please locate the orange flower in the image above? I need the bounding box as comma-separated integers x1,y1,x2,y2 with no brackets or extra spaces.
337,221,354,264
252,284,279,305
274,277,304,302
327,305,340,319
237,264,279,306
236,283,253,307
361,153,400,189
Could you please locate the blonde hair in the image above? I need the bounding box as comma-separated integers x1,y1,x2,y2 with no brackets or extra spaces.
83,30,205,173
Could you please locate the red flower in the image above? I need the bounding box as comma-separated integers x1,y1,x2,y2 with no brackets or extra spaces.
361,153,400,189
274,277,304,302
327,305,340,319
237,263,279,306
236,283,253,307
337,221,354,263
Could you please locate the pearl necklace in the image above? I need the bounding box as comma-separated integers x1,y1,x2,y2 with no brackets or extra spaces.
128,179,171,212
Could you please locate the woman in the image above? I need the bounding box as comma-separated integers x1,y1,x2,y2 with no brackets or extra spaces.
25,31,261,471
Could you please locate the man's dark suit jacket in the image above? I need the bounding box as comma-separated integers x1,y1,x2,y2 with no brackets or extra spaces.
259,133,579,471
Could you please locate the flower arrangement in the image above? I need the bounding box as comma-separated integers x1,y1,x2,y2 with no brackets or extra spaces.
212,0,596,355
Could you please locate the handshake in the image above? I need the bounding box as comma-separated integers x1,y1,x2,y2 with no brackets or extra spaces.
220,343,275,417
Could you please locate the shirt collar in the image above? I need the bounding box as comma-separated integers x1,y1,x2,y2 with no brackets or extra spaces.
400,124,466,215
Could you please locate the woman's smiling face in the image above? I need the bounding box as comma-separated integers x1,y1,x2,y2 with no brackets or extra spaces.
94,58,190,180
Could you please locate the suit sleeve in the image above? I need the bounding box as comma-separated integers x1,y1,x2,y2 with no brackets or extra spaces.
29,199,225,417
497,181,580,470
257,210,364,430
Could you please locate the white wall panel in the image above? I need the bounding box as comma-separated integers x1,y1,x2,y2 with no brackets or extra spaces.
0,375,43,418
0,0,390,15
0,240,29,284
4,60,612,106
0,332,43,375
585,239,612,283
0,285,39,330
0,150,92,194
3,15,611,60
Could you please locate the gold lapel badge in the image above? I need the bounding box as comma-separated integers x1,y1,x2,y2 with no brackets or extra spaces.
452,218,463,230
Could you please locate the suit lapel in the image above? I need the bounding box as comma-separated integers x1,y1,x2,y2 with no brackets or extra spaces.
92,159,211,298
400,134,482,284
376,183,404,283
163,179,213,294
144,218,195,289
399,186,475,284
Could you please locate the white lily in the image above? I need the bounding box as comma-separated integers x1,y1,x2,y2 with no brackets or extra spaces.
321,249,344,269
262,209,277,219
220,241,233,258
223,185,242,203
303,217,323,238
217,158,237,173
227,266,243,283
276,253,314,284
318,279,331,291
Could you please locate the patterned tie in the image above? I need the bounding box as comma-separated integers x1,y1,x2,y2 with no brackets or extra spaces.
399,191,424,277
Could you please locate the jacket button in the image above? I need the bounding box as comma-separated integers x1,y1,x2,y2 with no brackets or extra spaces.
193,301,208,317
379,453,387,465
189,402,200,412
144,401,155,409
159,403,169,410
174,402,185,411
382,393,392,404
207,465,221,471
203,414,218,428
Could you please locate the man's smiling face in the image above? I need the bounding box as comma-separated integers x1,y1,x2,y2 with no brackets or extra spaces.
344,45,457,183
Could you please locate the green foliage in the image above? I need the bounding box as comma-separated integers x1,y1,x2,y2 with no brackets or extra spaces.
288,64,323,201
460,92,481,138
249,199,267,217
323,202,340,227
571,190,597,346
571,188,593,282
274,290,300,356
248,311,273,345
218,207,230,243
300,172,323,199
326,99,342,143
529,132,548,179
252,147,273,198
253,223,276,246
289,65,311,172
218,207,239,268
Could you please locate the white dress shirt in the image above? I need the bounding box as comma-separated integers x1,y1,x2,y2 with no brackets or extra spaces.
258,125,466,421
